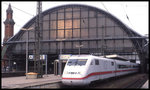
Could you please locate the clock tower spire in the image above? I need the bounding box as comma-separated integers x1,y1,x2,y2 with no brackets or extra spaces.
3,3,15,42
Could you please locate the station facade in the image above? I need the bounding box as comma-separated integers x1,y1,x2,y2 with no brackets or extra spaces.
2,4,148,73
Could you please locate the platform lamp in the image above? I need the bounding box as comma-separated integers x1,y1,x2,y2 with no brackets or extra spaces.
75,44,84,55
56,39,66,75
21,27,34,77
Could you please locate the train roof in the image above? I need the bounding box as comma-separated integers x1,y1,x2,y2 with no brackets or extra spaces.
70,54,128,61
104,54,129,61
70,55,94,58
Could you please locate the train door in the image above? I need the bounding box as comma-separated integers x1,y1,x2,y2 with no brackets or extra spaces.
114,60,117,77
110,61,116,78
94,59,100,80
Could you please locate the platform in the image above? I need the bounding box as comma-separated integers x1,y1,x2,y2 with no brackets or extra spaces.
2,74,61,89
141,80,149,88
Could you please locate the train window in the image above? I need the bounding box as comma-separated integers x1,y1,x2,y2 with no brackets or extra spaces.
95,59,99,65
78,59,87,65
128,65,131,68
118,65,128,69
67,59,77,66
133,65,138,68
111,62,114,66
67,59,87,66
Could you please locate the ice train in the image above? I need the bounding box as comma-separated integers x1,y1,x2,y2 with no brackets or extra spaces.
62,55,139,86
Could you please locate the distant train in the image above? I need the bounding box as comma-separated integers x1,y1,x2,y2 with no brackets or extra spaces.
62,55,139,86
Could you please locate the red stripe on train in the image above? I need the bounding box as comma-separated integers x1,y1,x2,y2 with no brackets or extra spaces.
62,69,138,80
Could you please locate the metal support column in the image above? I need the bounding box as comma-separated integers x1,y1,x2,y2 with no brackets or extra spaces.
33,1,43,78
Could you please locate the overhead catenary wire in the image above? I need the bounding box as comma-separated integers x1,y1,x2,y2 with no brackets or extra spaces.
3,3,35,17
100,2,109,13
3,3,35,33
100,2,135,30
121,3,134,29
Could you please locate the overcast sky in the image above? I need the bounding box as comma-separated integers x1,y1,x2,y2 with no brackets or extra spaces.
1,1,148,44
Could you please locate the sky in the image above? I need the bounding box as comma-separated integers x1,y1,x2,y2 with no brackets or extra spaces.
1,1,149,44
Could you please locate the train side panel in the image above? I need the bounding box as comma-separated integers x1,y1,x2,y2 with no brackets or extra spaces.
86,58,116,82
115,60,139,77
86,58,101,82
99,59,116,79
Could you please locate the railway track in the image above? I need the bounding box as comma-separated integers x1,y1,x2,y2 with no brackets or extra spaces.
123,74,148,88
91,73,148,89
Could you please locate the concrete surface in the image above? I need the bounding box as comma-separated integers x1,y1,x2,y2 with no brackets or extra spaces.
2,74,61,88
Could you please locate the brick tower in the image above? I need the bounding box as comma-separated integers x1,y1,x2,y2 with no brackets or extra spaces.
2,4,15,72
3,4,15,42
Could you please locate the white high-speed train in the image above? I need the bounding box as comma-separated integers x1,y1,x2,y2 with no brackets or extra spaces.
62,55,139,86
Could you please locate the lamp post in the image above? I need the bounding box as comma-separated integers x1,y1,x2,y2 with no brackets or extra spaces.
13,62,16,71
56,39,66,75
75,44,84,55
21,27,34,76
56,39,66,55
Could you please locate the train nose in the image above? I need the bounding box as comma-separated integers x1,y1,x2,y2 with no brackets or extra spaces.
62,79,89,86
62,80,80,86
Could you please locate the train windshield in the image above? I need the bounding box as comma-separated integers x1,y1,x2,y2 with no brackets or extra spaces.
67,59,87,66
